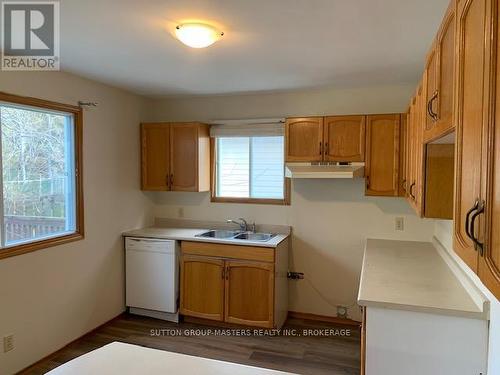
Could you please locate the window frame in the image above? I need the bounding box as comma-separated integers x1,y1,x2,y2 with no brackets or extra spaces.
0,91,84,260
210,138,291,206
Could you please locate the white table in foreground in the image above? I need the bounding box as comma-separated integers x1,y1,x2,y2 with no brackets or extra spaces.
46,342,296,375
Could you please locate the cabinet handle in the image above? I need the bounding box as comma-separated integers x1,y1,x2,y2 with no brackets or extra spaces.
222,267,225,280
225,266,229,280
409,182,416,200
166,174,170,189
465,199,480,241
325,142,329,156
427,90,439,122
366,175,370,189
319,142,323,156
470,201,485,255
170,174,174,187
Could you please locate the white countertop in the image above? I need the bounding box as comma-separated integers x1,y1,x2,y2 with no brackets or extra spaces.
122,227,289,248
358,239,488,319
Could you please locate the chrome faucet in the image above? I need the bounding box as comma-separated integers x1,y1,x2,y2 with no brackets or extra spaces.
227,218,248,232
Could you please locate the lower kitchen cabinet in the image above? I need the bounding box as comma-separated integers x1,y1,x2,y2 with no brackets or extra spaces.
225,261,274,327
180,255,225,321
180,240,289,328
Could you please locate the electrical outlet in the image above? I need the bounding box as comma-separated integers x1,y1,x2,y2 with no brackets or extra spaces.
3,335,14,353
395,217,404,231
178,207,184,218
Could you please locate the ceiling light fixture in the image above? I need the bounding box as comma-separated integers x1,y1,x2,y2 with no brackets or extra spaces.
175,23,224,48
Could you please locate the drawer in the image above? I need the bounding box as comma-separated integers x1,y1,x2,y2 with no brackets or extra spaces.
181,241,274,263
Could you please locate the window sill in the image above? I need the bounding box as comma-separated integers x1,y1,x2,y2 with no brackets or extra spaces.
211,196,290,206
0,232,84,260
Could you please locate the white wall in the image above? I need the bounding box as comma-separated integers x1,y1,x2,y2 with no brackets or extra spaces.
434,220,500,375
146,84,436,322
0,71,153,374
144,83,416,121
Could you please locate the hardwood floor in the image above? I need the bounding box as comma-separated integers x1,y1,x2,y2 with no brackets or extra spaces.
21,313,361,375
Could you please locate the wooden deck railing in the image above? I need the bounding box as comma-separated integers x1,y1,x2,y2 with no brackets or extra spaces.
4,215,66,243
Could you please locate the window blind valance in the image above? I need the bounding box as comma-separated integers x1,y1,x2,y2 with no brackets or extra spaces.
209,118,285,138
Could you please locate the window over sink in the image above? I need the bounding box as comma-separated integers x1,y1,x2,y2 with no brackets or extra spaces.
211,120,290,205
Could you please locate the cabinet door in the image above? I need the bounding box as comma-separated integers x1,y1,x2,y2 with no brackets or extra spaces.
365,114,400,196
180,255,225,321
406,98,417,206
413,83,426,216
141,123,170,191
425,45,439,132
170,123,199,191
424,3,456,142
479,6,500,300
454,0,492,271
324,116,365,162
399,113,408,197
437,4,456,133
285,117,324,162
224,260,274,328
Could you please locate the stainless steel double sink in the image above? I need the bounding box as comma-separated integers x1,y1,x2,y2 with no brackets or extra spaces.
195,229,276,242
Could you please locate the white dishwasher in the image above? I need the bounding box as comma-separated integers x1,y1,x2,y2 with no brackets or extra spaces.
125,237,179,322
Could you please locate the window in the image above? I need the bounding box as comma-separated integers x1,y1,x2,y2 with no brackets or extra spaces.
0,93,83,260
213,134,289,204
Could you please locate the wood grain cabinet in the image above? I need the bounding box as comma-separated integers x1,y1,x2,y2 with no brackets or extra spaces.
365,114,400,196
406,83,425,216
285,116,365,162
324,116,365,162
452,0,500,300
180,255,225,321
453,0,492,271
403,81,454,220
224,261,274,327
424,1,456,142
180,240,289,328
285,117,324,162
140,123,170,190
141,122,210,192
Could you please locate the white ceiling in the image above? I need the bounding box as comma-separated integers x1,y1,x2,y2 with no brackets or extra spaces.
60,0,450,97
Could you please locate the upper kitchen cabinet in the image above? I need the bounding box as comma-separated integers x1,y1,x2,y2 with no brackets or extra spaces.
285,115,366,162
424,0,456,142
409,82,426,216
399,112,408,197
365,114,400,196
170,123,210,192
141,122,210,192
481,79,500,299
453,0,492,272
285,117,324,162
324,116,365,162
476,0,500,300
141,123,170,191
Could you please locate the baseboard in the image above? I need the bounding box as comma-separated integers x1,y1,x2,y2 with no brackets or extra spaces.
17,311,126,374
288,311,361,327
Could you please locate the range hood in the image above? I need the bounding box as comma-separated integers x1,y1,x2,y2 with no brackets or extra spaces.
285,162,365,179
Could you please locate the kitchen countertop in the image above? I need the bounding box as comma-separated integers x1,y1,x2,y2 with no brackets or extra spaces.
122,227,289,248
358,239,488,319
